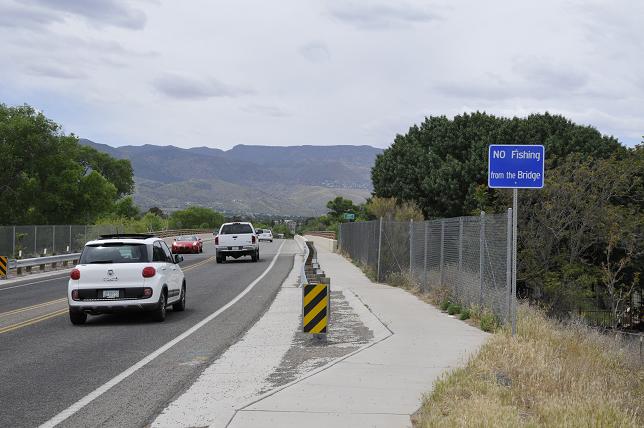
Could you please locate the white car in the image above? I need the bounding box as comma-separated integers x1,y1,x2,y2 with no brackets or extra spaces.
214,222,259,263
257,229,273,242
67,233,186,325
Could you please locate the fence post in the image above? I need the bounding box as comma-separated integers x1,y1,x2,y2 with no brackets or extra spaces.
12,226,16,258
479,211,485,307
423,221,428,288
84,225,88,244
458,217,463,301
52,226,56,255
34,225,37,257
506,208,513,324
409,219,413,278
377,217,383,282
440,219,445,288
69,225,72,253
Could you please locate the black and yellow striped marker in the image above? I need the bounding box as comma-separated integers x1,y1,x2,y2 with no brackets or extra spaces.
303,283,328,334
0,256,7,278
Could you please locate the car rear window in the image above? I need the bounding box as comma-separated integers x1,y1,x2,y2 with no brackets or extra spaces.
80,243,150,264
220,224,253,234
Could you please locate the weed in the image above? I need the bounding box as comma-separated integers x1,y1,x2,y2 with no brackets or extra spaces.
447,303,461,315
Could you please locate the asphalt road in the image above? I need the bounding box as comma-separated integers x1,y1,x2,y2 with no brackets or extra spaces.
0,239,297,428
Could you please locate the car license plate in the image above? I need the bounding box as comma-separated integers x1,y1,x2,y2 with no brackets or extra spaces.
238,246,243,250
103,289,119,299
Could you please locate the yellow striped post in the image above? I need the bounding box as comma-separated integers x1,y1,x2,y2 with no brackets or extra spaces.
0,256,7,279
303,282,328,334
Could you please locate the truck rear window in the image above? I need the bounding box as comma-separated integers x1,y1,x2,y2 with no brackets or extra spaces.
220,224,253,234
80,243,150,264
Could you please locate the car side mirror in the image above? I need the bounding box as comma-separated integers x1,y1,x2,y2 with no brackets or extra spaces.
174,254,184,264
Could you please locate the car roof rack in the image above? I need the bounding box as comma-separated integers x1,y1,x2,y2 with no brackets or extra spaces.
98,233,157,240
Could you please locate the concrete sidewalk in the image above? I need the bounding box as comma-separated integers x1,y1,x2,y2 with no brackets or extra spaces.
230,241,488,428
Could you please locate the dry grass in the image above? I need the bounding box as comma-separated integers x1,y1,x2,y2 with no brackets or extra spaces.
414,305,643,427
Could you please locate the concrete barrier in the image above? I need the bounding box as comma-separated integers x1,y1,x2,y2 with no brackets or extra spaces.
304,235,337,253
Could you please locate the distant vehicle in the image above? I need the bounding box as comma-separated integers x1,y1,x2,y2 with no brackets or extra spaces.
67,234,186,325
172,235,203,254
258,229,273,242
214,222,259,263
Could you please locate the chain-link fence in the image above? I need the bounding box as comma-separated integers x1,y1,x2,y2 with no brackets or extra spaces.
0,225,142,258
339,211,515,326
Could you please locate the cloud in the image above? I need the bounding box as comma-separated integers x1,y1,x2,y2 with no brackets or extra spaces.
153,74,252,100
513,59,588,92
0,3,61,28
26,64,87,80
26,0,147,29
241,104,290,117
299,41,331,63
327,0,438,29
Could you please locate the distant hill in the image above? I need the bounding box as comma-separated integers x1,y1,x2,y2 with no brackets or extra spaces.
79,139,381,216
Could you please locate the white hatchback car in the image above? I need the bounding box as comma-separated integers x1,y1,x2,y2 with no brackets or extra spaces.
68,234,186,325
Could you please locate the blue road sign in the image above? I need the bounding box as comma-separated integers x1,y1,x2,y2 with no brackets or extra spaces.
488,145,545,189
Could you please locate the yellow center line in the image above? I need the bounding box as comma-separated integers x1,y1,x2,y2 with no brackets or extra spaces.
183,256,216,272
0,298,67,318
0,308,68,335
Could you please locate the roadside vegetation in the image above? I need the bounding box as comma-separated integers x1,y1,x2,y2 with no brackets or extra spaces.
370,112,642,328
413,305,643,427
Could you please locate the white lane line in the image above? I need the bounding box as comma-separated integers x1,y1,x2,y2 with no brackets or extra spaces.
39,241,286,428
0,275,69,292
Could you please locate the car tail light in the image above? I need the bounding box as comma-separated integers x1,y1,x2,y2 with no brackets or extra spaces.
215,236,219,245
71,289,80,300
70,268,80,280
142,266,156,278
252,235,256,244
142,287,153,298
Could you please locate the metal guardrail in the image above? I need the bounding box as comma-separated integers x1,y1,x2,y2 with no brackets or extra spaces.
2,229,214,278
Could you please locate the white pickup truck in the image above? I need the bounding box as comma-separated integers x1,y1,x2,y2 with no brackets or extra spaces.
214,222,259,263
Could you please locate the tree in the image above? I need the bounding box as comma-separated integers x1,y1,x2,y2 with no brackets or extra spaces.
326,197,359,221
168,206,225,229
0,103,134,224
113,196,140,219
147,207,166,218
371,112,624,218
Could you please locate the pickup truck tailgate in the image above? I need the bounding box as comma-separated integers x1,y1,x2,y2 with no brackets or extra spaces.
218,234,253,246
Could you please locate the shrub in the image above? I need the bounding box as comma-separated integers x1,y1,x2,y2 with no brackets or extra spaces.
447,303,461,315
480,311,500,332
440,299,451,311
459,308,471,320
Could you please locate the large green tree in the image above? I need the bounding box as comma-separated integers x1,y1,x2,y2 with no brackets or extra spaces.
372,112,624,218
0,103,134,224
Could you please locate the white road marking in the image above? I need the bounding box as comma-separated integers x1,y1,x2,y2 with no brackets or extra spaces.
39,241,285,428
0,275,69,292
152,246,302,428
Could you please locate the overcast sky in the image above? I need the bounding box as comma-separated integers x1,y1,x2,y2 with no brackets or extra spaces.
1,0,642,149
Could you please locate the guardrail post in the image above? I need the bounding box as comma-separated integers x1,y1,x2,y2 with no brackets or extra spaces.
479,211,485,307
377,217,383,282
69,225,72,253
12,226,16,259
52,226,56,255
34,225,37,257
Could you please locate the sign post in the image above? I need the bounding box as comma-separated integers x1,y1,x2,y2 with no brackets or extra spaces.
488,145,545,336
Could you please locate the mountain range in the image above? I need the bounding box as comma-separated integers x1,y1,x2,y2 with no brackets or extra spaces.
80,139,382,217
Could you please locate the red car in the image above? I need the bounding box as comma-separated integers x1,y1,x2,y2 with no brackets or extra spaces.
171,235,203,254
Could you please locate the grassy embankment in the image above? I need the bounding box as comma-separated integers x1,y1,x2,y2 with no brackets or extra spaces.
343,256,643,427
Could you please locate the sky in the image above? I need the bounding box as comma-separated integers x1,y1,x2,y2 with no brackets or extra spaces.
0,0,642,149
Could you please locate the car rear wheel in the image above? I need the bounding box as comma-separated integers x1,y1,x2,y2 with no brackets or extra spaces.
153,291,167,322
173,284,186,312
69,309,87,325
